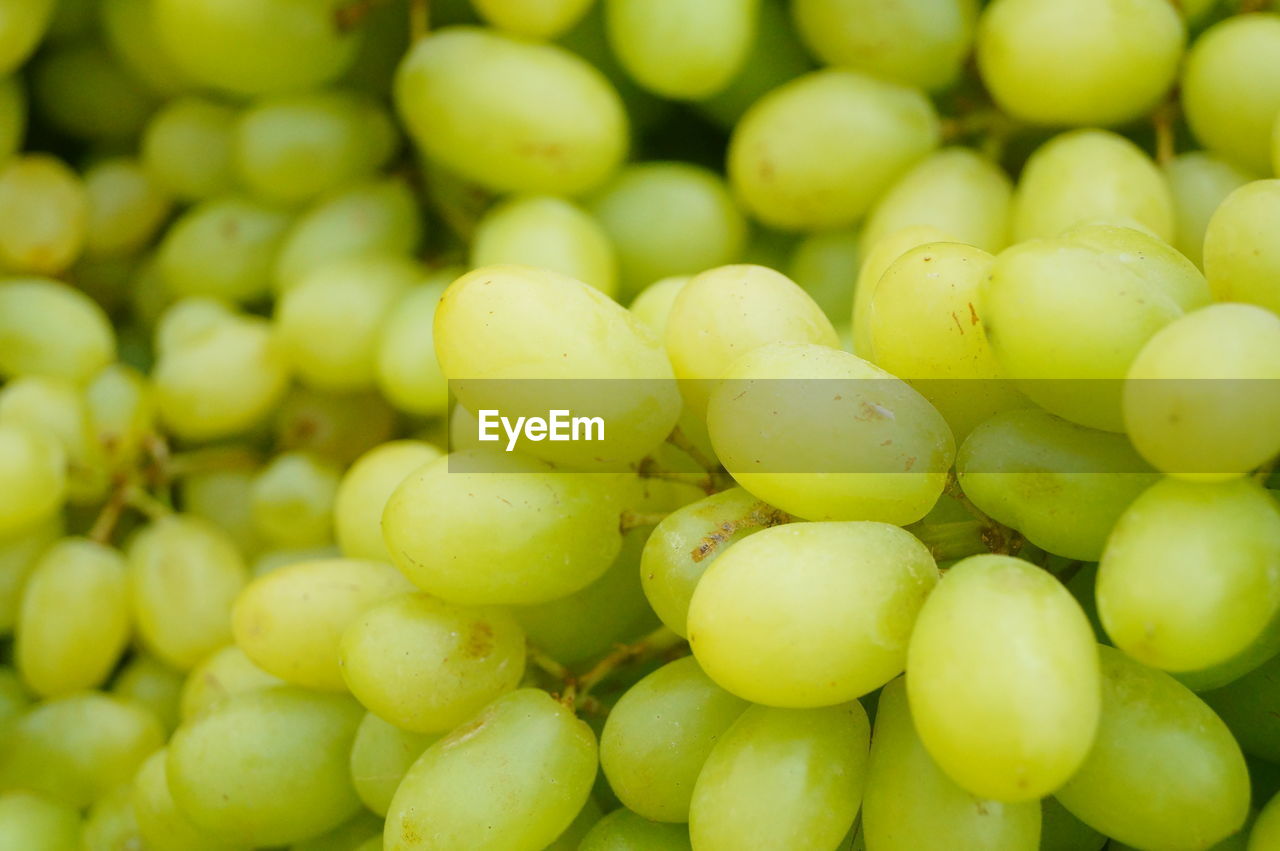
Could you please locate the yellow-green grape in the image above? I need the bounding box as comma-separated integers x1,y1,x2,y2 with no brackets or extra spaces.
101,0,193,95
794,0,977,91
167,687,363,846
0,515,60,632
29,42,156,143
1011,130,1174,243
82,158,172,260
1056,646,1250,850
16,538,129,698
1251,796,1280,851
0,423,66,538
349,712,439,817
127,515,250,670
579,808,690,850
179,645,282,721
0,691,164,807
472,195,618,297
1097,477,1280,685
1125,304,1280,479
981,224,1210,432
396,27,626,195
1203,652,1280,764
863,678,1042,851
85,363,156,473
376,275,452,417
629,276,688,336
252,545,342,577
335,441,443,561
385,688,598,851
707,342,955,524
957,409,1160,560
132,749,244,851
356,840,382,851
82,784,142,851
1040,797,1105,851
182,466,261,559
0,0,55,73
1203,179,1280,315
976,0,1182,126
0,155,88,275
605,0,756,99
472,0,594,38
275,178,424,292
729,69,938,230
689,522,937,707
292,811,384,851
111,654,184,733
907,554,1101,802
689,703,870,850
250,451,342,548
0,375,107,503
784,229,859,323
1164,152,1256,269
141,96,237,202
434,266,681,468
851,224,957,358
274,387,397,466
1182,14,1280,174
232,558,411,691
599,656,748,822
158,197,291,302
0,791,81,851
0,74,25,161
588,163,747,298
0,666,29,734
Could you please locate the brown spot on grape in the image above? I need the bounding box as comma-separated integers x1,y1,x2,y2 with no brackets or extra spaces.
465,622,494,658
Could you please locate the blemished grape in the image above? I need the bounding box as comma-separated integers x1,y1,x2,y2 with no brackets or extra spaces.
471,194,617,297
1203,178,1280,316
851,223,958,358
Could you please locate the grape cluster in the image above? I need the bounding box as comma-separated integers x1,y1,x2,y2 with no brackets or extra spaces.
1,0,1280,850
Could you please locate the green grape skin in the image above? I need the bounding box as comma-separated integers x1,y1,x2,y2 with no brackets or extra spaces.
30,41,157,143
0,155,88,275
784,228,859,323
0,665,28,732
355,840,382,851
629,276,689,337
1203,179,1280,316
0,691,165,808
178,645,283,722
0,515,61,632
249,450,341,548
127,515,250,670
111,653,184,734
1056,646,1250,851
158,196,291,303
252,545,342,578
395,27,627,196
335,440,443,562
850,224,957,359
1097,477,1280,683
906,554,1101,802
291,811,384,851
1010,130,1174,243
706,342,955,525
167,687,364,846
375,275,451,417
0,423,67,538
274,386,398,466
1182,14,1280,174
0,74,26,162
587,162,747,299
82,784,142,851
232,557,412,692
101,0,194,96
0,0,55,74
689,703,870,850
349,712,439,817
980,224,1211,432
794,0,977,91
132,749,244,851
728,69,939,230
956,409,1160,561
600,656,749,822
863,678,1042,851
472,0,594,38
141,96,237,202
1039,797,1105,851
1251,791,1280,851
0,791,81,851
0,374,108,503
381,449,623,605
181,466,262,559
385,688,598,851
83,157,172,259
1202,651,1280,765
1164,152,1255,269
579,808,691,850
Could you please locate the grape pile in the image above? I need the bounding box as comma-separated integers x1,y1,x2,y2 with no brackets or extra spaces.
2,0,1280,849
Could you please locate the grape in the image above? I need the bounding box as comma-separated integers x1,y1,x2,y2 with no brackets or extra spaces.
1252,792,1280,851
784,228,859,322
111,653,184,734
629,276,689,336
472,0,595,39
178,645,283,721
472,194,617,297
0,791,81,851
689,703,870,850
0,515,60,632
158,197,291,303
248,450,341,548
728,69,939,230
132,749,242,851
690,522,937,706
1039,797,1105,851
793,0,977,91
906,554,1100,802
1203,179,1280,316
1055,646,1249,850
0,375,107,503
349,712,439,817
396,27,627,195
101,0,194,96
141,96,237,202
579,808,691,850
1164,152,1256,269
0,0,55,74
0,74,26,161
82,784,142,851
293,811,384,851
0,423,67,538
850,224,957,359
231,557,410,692
385,689,598,851
252,545,341,577
82,157,172,260
182,465,261,558
1202,651,1280,764
275,386,397,466
0,155,87,275
30,41,157,142
335,440,442,561
375,274,451,417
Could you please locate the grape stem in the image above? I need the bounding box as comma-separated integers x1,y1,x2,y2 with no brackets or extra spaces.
945,473,1024,556
666,426,721,475
636,456,721,495
1152,99,1179,166
88,477,131,545
574,627,687,706
125,487,173,521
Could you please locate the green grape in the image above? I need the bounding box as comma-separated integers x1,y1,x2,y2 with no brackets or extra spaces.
600,656,748,822
292,811,384,851
274,178,424,292
794,0,977,91
981,224,1211,432
1097,477,1280,684
1182,14,1280,173
249,450,342,548
31,41,157,142
127,515,250,670
0,74,26,161
86,363,156,473
167,687,363,846
385,688,598,851
178,644,282,721
1039,797,1105,851
689,703,870,850
0,667,29,737
587,162,747,298
976,0,1182,126
472,194,617,297
15,538,128,698
82,784,142,851
957,409,1160,560
101,0,194,95
1056,646,1250,851
906,554,1100,802
851,225,957,359
158,196,291,302
1203,652,1280,764
396,26,627,195
579,808,690,850
862,148,1012,254
1164,152,1255,269
0,791,81,851
706,342,955,524
472,0,594,39
375,275,451,417
629,276,688,336
274,386,398,465
0,515,60,632
1251,791,1280,851
252,545,342,577
1011,130,1174,243
689,521,937,707
232,557,411,691
863,678,1041,851
664,264,838,417
0,375,108,503
604,0,756,100
349,712,439,817
0,155,88,275
132,749,244,851
728,69,939,230
783,229,859,323
111,653,184,733
0,691,164,807
82,158,172,259
1203,179,1280,315
0,0,55,73
141,96,237,202
153,0,363,96
0,423,67,538
335,441,443,561
356,840,382,851
182,466,261,558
